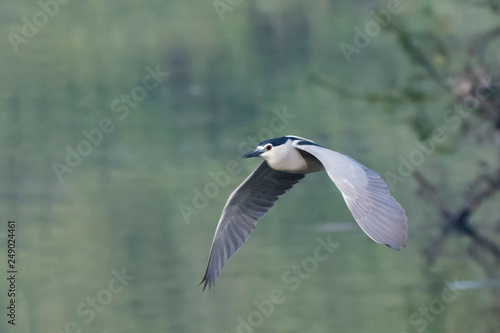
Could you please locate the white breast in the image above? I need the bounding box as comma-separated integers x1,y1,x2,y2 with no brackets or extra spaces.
263,140,324,174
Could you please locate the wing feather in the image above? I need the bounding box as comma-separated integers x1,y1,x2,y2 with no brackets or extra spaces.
201,162,304,290
296,143,408,250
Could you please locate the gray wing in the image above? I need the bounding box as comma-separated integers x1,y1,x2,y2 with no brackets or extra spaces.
296,143,408,250
201,162,304,290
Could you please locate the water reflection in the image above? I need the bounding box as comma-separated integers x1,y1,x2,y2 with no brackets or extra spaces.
0,1,499,333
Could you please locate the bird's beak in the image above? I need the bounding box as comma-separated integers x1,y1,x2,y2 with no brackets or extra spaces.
242,148,263,158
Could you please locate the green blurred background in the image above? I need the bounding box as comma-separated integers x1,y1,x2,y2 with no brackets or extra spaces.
1,0,500,332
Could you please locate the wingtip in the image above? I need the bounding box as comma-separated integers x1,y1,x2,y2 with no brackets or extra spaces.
200,280,207,292
385,240,406,251
200,275,213,291
200,278,208,291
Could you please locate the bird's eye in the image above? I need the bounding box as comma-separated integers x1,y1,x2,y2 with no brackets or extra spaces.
266,145,272,151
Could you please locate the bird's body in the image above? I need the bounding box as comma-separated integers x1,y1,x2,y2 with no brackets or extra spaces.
201,135,408,290
256,136,324,173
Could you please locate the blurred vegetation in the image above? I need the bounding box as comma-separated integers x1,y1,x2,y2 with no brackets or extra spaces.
0,0,499,332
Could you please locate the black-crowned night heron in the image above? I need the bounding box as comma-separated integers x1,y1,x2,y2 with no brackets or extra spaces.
201,135,407,290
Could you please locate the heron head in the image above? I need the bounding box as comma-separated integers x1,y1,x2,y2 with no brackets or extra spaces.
242,136,293,160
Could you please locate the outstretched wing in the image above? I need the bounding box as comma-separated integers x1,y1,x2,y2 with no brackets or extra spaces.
296,142,408,250
201,162,304,290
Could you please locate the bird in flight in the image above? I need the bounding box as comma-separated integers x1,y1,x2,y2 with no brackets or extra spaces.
201,135,407,290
